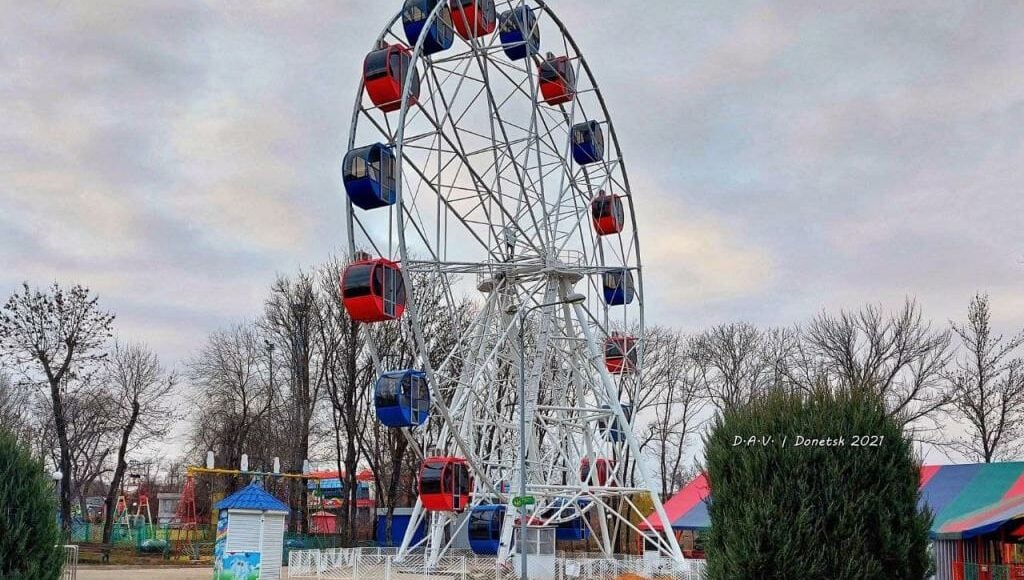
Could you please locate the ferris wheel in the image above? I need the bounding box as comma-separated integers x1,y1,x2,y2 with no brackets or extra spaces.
339,0,684,565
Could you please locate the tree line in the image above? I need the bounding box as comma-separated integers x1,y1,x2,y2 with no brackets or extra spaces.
1,264,1022,542
0,283,176,541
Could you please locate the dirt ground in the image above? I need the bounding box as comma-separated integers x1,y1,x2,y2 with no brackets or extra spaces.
78,566,289,579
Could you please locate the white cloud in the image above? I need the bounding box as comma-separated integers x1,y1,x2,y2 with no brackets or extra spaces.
636,179,775,307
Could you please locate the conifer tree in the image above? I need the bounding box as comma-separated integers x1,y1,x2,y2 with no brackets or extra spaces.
0,428,64,580
703,386,931,580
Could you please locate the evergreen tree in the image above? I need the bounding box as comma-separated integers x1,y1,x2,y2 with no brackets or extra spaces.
0,428,64,580
703,386,932,580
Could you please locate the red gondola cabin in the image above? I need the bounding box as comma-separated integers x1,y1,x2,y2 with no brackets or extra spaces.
605,333,637,374
538,53,575,106
450,0,496,40
340,256,407,323
363,42,420,113
580,458,616,487
591,191,624,236
418,457,473,512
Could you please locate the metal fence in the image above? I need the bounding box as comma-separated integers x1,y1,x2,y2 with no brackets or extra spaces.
287,547,707,580
60,545,78,580
953,562,1024,580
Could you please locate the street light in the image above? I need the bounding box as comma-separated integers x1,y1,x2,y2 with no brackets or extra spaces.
505,292,586,578
264,340,275,394
51,470,63,513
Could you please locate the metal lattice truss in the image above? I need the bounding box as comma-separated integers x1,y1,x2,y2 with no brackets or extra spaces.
343,0,684,565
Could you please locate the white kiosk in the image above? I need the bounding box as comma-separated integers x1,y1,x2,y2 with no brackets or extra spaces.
213,482,289,580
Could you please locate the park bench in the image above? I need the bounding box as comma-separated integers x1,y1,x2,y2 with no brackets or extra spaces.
76,543,113,563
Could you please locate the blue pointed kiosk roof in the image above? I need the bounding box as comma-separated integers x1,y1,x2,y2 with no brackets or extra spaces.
215,482,290,513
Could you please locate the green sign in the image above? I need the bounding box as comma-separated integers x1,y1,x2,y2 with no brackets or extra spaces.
511,495,536,508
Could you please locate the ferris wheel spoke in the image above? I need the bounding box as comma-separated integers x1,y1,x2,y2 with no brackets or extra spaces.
422,58,516,262
404,99,548,259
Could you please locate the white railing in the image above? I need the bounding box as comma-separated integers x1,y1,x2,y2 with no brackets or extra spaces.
60,545,79,580
287,548,706,580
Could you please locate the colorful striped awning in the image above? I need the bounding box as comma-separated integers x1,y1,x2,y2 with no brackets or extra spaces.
646,462,1024,538
925,463,1024,539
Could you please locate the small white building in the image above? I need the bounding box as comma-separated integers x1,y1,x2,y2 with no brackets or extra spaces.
213,482,289,580
156,492,180,525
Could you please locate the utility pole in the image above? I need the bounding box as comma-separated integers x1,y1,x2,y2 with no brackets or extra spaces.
290,300,310,535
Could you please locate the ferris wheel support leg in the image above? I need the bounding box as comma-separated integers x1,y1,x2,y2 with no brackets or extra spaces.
498,281,558,563
559,299,615,556
569,301,686,563
427,512,448,568
497,511,516,563
397,498,426,561
597,502,613,555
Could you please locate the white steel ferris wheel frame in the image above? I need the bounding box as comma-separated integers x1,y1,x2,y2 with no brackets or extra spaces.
343,0,684,565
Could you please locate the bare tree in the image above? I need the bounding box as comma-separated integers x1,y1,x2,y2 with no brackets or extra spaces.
0,371,33,442
637,327,705,499
188,324,275,486
314,258,368,544
34,384,117,515
797,299,952,437
263,273,321,533
944,294,1024,462
101,341,177,543
689,322,776,411
0,282,114,530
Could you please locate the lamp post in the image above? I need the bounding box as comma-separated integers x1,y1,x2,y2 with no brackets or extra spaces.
290,301,310,534
51,470,62,525
505,292,586,578
264,340,275,393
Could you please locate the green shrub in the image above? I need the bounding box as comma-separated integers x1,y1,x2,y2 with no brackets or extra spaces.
703,387,931,580
0,428,64,580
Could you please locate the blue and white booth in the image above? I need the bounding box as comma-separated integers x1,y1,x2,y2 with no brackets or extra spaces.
213,482,289,580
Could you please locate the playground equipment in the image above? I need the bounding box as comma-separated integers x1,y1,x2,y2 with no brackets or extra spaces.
110,464,155,542
168,475,200,556
342,0,683,566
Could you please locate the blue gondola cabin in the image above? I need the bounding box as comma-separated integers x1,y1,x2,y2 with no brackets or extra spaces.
537,499,590,542
468,504,505,554
599,403,633,442
605,333,637,374
498,6,539,61
364,43,420,113
450,0,495,40
571,120,604,165
580,458,615,487
418,457,472,512
341,256,407,323
403,0,455,56
374,370,429,428
538,53,576,106
602,269,635,305
591,192,624,236
343,143,396,210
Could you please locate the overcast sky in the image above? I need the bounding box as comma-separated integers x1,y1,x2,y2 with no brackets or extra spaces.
3,1,1023,375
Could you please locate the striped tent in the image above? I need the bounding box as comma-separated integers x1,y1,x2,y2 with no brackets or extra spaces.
924,463,1024,539
645,462,1024,538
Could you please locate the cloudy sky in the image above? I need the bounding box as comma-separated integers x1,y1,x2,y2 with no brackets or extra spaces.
3,0,1023,374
